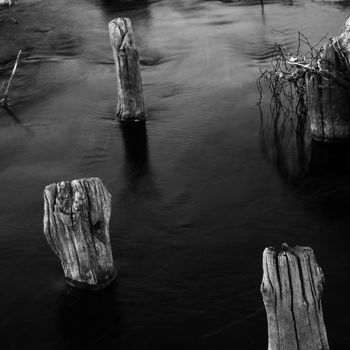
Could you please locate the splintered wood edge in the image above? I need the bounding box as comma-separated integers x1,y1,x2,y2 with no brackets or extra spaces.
339,16,350,44
109,17,136,52
0,0,15,7
44,177,111,197
261,243,329,350
261,243,325,300
43,177,112,234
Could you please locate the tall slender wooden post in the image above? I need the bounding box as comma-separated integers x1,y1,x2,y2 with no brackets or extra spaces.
109,18,146,123
307,16,350,142
43,177,116,290
261,244,329,350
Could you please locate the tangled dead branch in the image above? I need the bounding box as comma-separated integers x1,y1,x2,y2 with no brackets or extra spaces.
259,18,350,118
257,32,330,121
259,16,350,143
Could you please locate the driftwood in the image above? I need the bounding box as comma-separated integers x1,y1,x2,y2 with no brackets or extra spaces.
307,17,350,142
261,244,329,350
109,18,146,123
43,177,116,290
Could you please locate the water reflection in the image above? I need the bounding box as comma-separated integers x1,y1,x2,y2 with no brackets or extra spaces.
309,141,350,176
311,0,350,9
57,284,121,350
92,0,152,14
121,123,158,198
211,0,295,5
0,107,32,173
259,104,350,206
0,106,24,126
259,104,311,184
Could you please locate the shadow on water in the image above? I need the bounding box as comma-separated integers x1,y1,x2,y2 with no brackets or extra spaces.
302,141,350,213
120,123,159,198
207,0,295,5
259,104,311,185
214,0,350,6
89,0,153,12
260,105,350,177
0,107,24,126
57,283,122,350
259,104,350,211
307,141,350,177
312,0,350,10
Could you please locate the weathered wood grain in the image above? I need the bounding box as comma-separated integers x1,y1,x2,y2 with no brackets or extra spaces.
109,18,146,123
0,0,14,6
307,16,350,142
261,244,329,350
43,177,116,290
339,16,350,63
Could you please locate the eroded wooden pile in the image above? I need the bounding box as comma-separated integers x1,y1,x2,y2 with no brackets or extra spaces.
261,244,329,350
0,0,15,7
43,177,116,290
307,16,350,142
109,18,146,123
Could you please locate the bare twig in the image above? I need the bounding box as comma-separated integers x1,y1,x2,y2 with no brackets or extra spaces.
257,31,333,122
1,50,21,109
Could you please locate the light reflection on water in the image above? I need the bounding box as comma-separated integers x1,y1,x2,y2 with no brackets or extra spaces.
0,0,350,348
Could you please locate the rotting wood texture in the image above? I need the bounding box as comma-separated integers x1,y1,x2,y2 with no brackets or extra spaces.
0,0,14,6
307,16,350,142
261,244,329,350
109,17,146,123
43,177,116,290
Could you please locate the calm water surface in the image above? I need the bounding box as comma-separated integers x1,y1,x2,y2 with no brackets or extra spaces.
0,0,350,348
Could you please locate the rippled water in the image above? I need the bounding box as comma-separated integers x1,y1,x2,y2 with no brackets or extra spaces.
1,0,350,348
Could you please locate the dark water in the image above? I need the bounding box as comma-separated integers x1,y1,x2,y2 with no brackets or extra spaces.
0,0,350,348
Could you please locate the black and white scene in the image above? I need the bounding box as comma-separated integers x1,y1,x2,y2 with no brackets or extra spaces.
0,0,349,349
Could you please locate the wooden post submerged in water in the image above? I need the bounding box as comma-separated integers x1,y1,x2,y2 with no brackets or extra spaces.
261,244,329,350
109,18,146,123
0,0,15,6
43,177,116,290
307,16,350,142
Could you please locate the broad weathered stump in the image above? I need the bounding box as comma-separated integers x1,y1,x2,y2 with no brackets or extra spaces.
109,18,146,123
261,244,329,350
307,16,350,142
43,177,116,290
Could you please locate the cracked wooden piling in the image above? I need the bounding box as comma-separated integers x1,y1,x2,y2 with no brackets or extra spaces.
261,244,329,350
0,0,15,6
109,18,146,123
307,16,350,142
43,177,116,290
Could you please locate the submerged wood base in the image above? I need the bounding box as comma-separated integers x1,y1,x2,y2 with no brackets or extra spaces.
261,244,329,350
65,269,117,291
